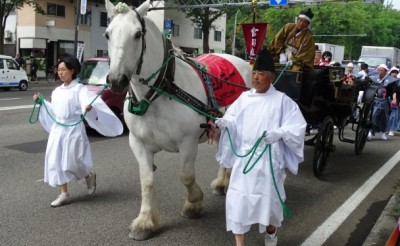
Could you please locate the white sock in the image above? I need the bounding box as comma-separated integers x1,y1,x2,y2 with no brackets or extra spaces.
266,230,277,239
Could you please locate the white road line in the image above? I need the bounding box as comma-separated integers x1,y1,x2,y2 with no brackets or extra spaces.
0,98,21,101
0,105,33,111
301,150,400,246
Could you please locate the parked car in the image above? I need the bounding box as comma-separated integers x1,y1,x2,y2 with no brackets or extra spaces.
0,54,29,91
77,57,127,134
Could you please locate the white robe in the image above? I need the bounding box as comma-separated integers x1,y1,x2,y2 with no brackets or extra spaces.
38,80,123,187
216,86,306,233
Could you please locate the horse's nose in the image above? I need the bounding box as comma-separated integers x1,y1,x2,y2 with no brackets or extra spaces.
107,73,129,93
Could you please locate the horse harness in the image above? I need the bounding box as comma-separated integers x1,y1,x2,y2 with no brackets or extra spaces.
127,9,223,119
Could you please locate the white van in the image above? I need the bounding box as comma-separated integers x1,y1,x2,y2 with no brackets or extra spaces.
0,54,29,91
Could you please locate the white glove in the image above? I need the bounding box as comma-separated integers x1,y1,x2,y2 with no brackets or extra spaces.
286,60,293,67
264,130,282,144
279,53,287,64
215,118,229,129
357,91,364,104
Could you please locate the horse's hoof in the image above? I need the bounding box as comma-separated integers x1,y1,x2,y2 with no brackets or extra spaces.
181,201,203,219
212,187,226,196
181,210,202,219
128,230,154,241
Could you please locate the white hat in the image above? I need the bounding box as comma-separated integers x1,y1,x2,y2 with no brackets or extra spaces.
346,62,354,68
377,64,389,71
389,67,399,74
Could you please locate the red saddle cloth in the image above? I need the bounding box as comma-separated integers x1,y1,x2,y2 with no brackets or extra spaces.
195,54,247,107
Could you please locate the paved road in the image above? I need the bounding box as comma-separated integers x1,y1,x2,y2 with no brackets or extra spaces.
1,86,400,245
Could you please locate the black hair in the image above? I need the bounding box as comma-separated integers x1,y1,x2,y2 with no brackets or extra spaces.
58,53,81,80
360,63,368,70
322,51,332,61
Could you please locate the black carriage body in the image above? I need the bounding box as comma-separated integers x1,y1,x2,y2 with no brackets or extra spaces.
274,66,377,178
274,66,355,127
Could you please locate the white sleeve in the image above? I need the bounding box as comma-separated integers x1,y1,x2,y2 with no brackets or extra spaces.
79,86,123,137
38,99,55,133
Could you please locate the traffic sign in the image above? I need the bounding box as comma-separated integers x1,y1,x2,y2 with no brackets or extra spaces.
270,0,288,6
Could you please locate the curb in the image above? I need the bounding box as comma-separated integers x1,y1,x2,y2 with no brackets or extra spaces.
362,195,399,246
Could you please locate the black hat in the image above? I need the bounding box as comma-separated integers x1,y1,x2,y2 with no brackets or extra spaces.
299,8,314,23
253,49,275,73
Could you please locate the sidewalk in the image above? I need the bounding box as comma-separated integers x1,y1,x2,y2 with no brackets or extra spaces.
28,78,61,89
363,194,399,245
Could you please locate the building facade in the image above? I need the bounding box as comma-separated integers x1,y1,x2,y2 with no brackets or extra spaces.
5,0,226,76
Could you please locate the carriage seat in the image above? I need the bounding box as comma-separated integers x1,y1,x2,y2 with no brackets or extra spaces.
273,63,303,101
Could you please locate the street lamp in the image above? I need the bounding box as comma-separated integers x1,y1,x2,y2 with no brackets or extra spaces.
232,10,240,56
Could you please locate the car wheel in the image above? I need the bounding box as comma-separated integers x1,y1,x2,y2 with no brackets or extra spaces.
19,81,28,91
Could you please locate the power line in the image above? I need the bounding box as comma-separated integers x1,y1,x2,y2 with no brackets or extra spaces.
314,34,367,37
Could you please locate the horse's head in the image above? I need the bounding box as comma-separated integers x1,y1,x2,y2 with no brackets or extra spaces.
104,0,151,93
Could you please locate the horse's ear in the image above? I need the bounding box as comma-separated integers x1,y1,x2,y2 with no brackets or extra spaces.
137,0,151,17
104,0,115,18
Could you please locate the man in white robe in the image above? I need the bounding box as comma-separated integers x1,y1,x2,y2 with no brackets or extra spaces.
215,49,306,246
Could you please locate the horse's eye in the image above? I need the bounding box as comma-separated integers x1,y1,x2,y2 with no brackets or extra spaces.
104,32,109,40
135,32,142,39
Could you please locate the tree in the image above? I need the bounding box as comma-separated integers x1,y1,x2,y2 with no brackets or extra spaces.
0,0,43,54
226,1,400,60
174,0,236,53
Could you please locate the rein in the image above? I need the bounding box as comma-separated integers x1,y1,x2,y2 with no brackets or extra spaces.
224,128,292,217
29,85,107,126
132,8,146,75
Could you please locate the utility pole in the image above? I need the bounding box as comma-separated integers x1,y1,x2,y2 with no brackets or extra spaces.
73,0,80,57
232,10,240,55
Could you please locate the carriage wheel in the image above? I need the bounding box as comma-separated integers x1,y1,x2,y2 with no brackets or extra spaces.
355,103,373,155
313,116,335,178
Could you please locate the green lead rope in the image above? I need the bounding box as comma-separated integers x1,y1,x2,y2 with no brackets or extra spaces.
29,85,107,126
225,128,292,217
268,145,292,217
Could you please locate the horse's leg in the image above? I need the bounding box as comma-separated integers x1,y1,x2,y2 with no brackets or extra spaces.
128,134,159,240
178,141,204,219
210,167,231,195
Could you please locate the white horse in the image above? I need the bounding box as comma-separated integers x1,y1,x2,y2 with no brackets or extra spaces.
105,0,252,240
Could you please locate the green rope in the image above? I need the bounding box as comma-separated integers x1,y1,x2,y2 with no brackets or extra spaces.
142,55,175,84
28,97,44,124
29,85,107,127
268,146,292,217
273,62,291,86
224,127,291,217
224,128,267,173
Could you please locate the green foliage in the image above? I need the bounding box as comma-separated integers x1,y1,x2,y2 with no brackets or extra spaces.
174,0,237,53
226,1,400,61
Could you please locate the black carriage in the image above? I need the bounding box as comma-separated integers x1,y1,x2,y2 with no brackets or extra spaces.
274,65,377,178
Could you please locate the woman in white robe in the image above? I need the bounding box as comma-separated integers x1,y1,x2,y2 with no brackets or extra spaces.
33,54,123,207
215,49,306,246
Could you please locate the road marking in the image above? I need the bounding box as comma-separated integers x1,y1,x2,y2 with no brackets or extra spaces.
0,98,21,101
301,150,400,246
0,105,33,111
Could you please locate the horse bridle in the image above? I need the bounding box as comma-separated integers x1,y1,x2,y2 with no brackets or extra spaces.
126,9,176,116
132,8,146,75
